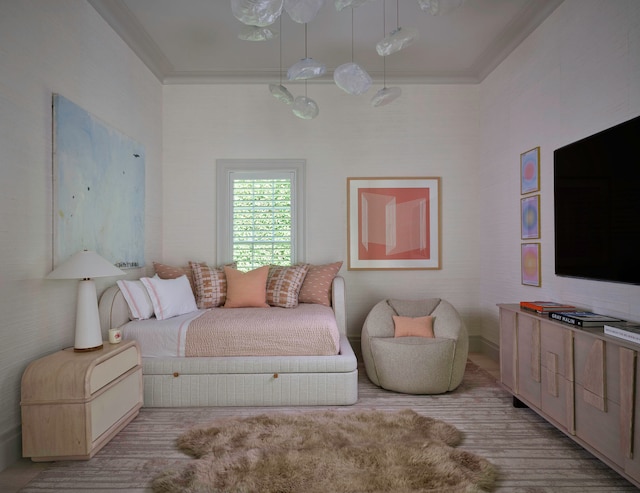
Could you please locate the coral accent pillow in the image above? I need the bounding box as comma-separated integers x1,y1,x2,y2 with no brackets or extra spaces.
266,264,310,308
393,315,435,338
298,261,343,306
189,261,229,309
116,279,154,320
141,275,198,320
153,261,196,295
224,266,270,308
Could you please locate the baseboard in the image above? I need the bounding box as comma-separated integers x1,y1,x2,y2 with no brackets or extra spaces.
0,425,22,472
469,335,499,362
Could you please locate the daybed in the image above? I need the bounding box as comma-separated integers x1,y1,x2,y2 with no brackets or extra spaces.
98,269,358,407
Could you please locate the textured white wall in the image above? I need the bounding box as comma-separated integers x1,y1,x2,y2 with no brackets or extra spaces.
0,0,162,470
478,0,640,345
162,83,482,338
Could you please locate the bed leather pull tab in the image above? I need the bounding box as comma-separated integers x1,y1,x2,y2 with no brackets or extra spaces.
273,373,279,379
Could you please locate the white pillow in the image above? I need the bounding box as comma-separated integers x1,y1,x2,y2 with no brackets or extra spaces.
141,275,198,320
116,279,155,320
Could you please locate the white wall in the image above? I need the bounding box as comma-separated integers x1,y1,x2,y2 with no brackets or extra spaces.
162,83,482,339
478,0,640,346
0,0,162,470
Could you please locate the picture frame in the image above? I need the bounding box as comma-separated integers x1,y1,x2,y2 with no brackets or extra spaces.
521,243,541,287
521,147,540,194
521,194,540,239
347,177,441,270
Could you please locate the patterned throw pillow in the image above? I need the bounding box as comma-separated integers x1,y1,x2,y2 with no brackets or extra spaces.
266,264,310,308
298,261,343,306
189,261,228,309
152,262,196,295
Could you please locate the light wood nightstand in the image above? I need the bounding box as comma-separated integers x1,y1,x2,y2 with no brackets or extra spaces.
21,340,143,461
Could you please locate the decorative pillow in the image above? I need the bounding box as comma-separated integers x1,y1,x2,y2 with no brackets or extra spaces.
140,275,198,320
393,315,435,338
266,264,310,308
189,261,229,309
152,261,196,295
224,266,270,308
116,279,155,320
298,261,343,306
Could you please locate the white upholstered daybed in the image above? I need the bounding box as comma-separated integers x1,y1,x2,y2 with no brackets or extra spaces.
98,276,358,407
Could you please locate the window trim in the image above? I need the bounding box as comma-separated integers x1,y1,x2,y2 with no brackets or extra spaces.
216,159,306,267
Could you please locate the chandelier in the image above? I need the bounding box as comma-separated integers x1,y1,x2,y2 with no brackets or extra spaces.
231,0,466,119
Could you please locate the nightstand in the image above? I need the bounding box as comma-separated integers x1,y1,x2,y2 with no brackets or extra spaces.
21,340,143,461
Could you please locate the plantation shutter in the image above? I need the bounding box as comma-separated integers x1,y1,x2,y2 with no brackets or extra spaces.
230,172,294,270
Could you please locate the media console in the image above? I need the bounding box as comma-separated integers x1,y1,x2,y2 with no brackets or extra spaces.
498,304,640,488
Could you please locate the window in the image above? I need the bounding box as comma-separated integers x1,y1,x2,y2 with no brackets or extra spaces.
217,160,305,270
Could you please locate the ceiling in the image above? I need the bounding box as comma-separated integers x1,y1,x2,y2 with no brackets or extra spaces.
88,0,564,85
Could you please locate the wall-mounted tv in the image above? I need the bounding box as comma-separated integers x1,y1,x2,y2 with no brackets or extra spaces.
554,115,640,285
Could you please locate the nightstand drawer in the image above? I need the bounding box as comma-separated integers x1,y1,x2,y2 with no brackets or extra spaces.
90,345,139,394
91,368,142,439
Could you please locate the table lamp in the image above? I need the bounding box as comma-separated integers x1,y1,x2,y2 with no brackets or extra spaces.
46,250,125,351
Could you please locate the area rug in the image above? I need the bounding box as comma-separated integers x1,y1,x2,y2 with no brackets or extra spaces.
152,408,497,493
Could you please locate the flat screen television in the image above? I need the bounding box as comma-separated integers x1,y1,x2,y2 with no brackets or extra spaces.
554,115,640,285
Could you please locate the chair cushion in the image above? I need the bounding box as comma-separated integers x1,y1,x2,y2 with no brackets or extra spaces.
370,337,456,394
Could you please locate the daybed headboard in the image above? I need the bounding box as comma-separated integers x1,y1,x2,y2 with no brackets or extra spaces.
98,275,347,337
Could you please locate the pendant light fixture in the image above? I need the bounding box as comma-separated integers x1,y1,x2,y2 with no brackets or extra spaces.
376,0,419,56
287,23,326,80
333,7,372,95
231,0,283,27
291,22,320,119
371,0,402,107
269,17,294,103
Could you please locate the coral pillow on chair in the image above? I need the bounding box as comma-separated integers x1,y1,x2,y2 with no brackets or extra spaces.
224,266,270,308
393,315,434,338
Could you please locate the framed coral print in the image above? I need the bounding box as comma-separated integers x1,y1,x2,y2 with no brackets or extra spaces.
347,177,441,270
521,194,540,239
521,147,540,194
521,243,541,287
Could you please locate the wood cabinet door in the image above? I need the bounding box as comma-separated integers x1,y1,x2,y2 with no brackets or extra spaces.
499,308,517,392
573,331,625,467
540,322,574,432
516,313,541,407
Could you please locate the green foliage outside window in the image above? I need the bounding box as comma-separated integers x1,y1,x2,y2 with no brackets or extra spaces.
232,179,292,270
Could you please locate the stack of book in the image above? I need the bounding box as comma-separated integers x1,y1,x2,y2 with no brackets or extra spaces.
603,321,640,344
520,301,576,314
548,311,622,327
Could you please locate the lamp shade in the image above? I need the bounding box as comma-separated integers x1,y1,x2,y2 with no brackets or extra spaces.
46,250,124,352
46,250,125,280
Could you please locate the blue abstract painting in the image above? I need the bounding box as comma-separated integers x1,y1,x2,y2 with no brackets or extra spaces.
53,94,145,269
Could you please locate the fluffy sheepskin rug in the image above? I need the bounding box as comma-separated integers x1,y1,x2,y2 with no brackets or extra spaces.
152,409,497,493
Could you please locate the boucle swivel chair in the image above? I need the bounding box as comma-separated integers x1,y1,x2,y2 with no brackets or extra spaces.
361,298,469,394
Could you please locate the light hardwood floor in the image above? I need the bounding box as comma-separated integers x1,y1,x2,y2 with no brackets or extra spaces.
4,352,638,492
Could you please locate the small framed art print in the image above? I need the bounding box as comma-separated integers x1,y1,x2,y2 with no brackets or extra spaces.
521,243,541,287
521,147,540,195
521,194,540,239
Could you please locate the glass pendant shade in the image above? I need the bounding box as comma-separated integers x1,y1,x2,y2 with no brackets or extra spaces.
269,83,294,103
371,86,402,107
292,96,319,119
417,0,465,16
376,26,419,56
287,57,326,80
238,25,279,41
334,62,372,95
334,0,371,11
284,0,325,23
231,0,283,27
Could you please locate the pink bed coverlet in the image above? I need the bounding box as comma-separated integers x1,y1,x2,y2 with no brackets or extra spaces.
183,304,340,357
